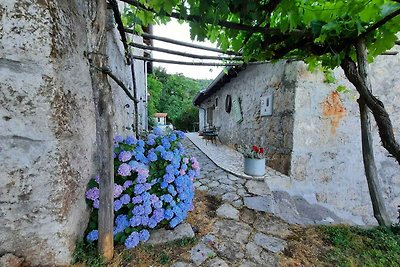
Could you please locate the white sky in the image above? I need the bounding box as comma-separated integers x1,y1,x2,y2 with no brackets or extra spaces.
152,20,223,80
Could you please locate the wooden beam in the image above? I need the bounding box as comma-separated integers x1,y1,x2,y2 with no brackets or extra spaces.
125,30,238,55
130,54,245,66
128,42,242,60
381,51,398,55
130,55,269,66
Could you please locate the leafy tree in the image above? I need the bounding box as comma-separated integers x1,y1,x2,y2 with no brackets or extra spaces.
147,67,210,131
122,0,400,226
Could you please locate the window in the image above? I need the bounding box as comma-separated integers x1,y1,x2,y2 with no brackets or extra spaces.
215,97,218,107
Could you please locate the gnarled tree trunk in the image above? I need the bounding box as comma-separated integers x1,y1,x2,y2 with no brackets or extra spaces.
341,39,391,226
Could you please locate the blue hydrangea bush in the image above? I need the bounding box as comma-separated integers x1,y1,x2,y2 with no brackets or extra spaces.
84,128,200,249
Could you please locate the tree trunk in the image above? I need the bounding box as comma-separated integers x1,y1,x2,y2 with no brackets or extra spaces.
89,0,114,261
353,39,391,226
340,57,400,165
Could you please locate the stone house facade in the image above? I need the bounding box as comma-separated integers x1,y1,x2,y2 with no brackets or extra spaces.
194,54,400,225
0,0,147,265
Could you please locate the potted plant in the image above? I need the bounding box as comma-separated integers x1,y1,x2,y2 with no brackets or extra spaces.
237,145,267,176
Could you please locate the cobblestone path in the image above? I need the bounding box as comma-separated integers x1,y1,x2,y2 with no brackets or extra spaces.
170,138,341,267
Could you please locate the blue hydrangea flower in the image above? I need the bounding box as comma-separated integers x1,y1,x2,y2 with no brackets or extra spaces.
86,230,99,241
125,135,137,145
175,130,185,139
130,216,141,227
139,229,150,242
147,151,157,161
153,127,163,136
125,232,140,249
114,200,123,211
164,209,174,220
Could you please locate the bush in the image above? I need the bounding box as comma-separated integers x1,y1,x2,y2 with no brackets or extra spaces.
84,129,200,249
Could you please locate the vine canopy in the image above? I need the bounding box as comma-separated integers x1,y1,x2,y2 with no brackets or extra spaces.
122,0,400,70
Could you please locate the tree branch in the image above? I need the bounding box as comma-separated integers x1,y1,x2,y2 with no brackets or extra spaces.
109,0,131,63
119,0,304,36
341,57,400,164
357,8,400,40
92,65,139,103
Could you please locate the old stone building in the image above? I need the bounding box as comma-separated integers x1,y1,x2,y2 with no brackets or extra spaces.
194,54,400,225
0,0,147,265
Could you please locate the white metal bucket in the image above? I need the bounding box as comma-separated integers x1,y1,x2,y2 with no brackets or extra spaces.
244,157,266,177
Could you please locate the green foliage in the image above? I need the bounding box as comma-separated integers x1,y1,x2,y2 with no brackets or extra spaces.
321,225,400,267
71,241,104,267
336,85,351,94
123,0,400,71
147,67,210,131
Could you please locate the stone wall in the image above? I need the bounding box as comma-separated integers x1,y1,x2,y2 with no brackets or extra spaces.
291,53,400,224
0,0,146,265
199,54,400,225
199,62,297,174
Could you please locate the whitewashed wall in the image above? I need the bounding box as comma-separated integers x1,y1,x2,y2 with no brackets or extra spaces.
291,53,400,224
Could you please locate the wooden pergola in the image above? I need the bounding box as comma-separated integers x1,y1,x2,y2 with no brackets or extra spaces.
97,0,400,260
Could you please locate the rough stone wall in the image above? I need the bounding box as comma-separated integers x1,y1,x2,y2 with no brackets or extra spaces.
200,62,297,174
199,54,400,225
0,0,146,265
291,52,400,224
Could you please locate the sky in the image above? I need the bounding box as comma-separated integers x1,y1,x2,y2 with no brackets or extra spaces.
152,20,223,80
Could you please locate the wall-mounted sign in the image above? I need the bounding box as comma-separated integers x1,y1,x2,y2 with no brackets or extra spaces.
260,94,273,116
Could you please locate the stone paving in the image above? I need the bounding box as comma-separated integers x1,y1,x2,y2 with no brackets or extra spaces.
186,133,292,191
167,138,343,267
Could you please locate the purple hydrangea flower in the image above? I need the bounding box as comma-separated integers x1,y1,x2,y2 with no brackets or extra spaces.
123,180,133,189
118,151,132,162
114,184,124,198
120,194,131,205
153,200,163,209
85,188,99,201
114,135,124,143
118,163,132,177
93,199,99,209
132,195,143,204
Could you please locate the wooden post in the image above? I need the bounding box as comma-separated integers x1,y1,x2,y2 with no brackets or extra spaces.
89,0,114,261
355,39,391,226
